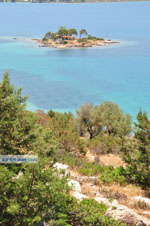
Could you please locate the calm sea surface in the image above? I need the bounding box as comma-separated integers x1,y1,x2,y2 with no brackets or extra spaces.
0,2,150,119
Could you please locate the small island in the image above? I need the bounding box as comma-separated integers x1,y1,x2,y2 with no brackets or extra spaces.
34,26,119,49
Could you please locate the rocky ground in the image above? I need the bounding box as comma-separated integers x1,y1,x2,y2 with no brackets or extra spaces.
54,152,150,226
33,38,119,49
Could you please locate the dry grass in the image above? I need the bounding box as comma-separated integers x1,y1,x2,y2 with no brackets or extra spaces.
81,181,150,219
99,153,126,167
81,183,100,197
86,150,95,162
68,150,150,221
86,150,126,167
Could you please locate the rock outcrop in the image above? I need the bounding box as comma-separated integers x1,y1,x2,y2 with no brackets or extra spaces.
53,163,150,226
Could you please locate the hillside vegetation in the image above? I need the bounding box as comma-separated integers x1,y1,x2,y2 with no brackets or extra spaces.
0,73,150,225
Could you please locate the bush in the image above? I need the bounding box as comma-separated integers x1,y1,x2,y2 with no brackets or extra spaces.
67,199,125,226
98,38,105,41
48,110,87,155
78,38,88,43
99,166,126,185
56,150,104,176
87,35,98,41
42,37,48,42
76,101,132,139
122,110,150,188
56,150,127,185
88,133,120,155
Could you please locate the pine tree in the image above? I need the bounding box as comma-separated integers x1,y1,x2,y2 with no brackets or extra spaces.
122,110,150,187
0,73,36,155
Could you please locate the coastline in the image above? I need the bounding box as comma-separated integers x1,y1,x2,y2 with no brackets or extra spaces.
0,36,120,49
32,38,120,49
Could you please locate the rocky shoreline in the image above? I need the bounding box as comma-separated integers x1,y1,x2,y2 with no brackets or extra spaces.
32,38,120,49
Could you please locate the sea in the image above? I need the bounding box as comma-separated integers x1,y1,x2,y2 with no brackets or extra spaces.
0,2,150,120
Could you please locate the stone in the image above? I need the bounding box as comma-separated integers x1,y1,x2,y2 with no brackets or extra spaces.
12,171,23,180
72,191,88,201
106,204,148,226
68,179,81,192
134,196,150,206
95,196,118,206
53,162,69,176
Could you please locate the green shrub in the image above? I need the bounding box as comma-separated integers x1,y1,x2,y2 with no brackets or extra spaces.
67,199,126,226
42,37,48,42
122,110,150,188
78,38,88,43
48,110,87,155
99,166,126,185
98,38,105,41
87,35,98,41
88,133,120,155
57,150,105,176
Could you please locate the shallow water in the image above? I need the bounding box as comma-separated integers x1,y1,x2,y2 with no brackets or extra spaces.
0,2,150,120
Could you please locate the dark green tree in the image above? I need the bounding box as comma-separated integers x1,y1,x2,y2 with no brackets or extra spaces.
68,28,78,36
76,103,96,139
122,110,150,188
76,101,131,139
79,29,88,38
0,157,70,226
48,110,86,154
92,101,132,137
57,26,69,37
43,31,52,39
0,73,36,155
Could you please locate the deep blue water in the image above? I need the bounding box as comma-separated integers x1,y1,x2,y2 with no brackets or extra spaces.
0,2,150,120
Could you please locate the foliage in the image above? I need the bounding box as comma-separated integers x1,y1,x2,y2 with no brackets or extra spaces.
0,73,36,155
99,166,126,185
77,38,88,43
0,73,126,226
57,26,69,36
47,198,125,226
92,101,132,137
0,158,70,226
36,109,50,126
76,101,132,139
43,31,52,40
57,149,104,176
87,35,98,41
42,27,105,43
66,199,126,226
76,103,98,139
122,110,150,188
79,28,88,38
68,28,78,36
0,74,70,225
88,132,121,155
57,150,126,185
48,110,87,154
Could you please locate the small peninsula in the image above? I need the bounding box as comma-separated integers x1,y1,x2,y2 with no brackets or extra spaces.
34,26,119,49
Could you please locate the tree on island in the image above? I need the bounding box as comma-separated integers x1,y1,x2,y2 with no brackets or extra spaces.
79,29,88,38
57,26,69,37
68,28,78,36
43,31,56,41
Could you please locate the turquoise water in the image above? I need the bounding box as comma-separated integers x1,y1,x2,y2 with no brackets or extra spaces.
0,2,150,119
